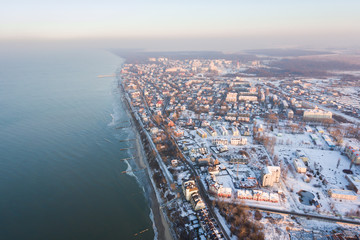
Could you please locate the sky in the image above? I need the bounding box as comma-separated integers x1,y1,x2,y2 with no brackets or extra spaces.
1,0,360,51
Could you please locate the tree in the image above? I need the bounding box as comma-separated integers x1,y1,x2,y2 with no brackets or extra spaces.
254,210,262,221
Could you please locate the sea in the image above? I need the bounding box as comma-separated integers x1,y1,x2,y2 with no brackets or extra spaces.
0,47,154,240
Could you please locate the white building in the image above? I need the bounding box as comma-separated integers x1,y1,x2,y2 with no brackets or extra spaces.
206,126,217,137
230,138,247,145
182,180,199,201
232,127,240,136
219,126,228,136
238,95,258,102
212,138,228,146
328,189,357,201
261,166,281,187
303,108,332,121
226,92,237,102
293,158,307,173
150,127,159,135
209,183,232,198
190,193,206,211
196,129,207,138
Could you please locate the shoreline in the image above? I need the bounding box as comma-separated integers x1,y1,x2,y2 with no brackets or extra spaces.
117,73,173,240
132,121,173,240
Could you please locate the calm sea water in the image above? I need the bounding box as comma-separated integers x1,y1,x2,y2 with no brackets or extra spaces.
0,48,154,240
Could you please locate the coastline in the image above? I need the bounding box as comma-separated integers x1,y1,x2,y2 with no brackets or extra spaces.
116,73,173,240
132,121,173,240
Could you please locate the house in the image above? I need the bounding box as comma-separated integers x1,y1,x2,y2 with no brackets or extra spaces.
171,159,179,167
156,100,163,108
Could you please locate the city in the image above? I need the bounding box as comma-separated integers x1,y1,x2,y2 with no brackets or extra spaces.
118,51,360,240
2,1,360,240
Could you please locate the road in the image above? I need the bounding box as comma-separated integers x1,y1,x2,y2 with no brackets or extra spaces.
134,82,231,239
245,204,360,226
169,134,231,240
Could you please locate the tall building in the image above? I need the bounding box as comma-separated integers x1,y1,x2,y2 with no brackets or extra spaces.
261,166,281,187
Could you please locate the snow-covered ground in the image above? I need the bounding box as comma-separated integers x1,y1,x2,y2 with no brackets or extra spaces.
274,131,360,218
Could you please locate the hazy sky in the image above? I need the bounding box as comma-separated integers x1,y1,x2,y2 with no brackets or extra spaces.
1,0,360,50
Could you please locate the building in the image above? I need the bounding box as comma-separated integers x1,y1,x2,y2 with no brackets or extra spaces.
212,138,228,146
232,127,240,136
219,126,228,136
191,147,208,155
217,145,228,153
287,109,294,119
261,166,281,187
173,128,184,137
238,95,258,102
305,126,313,133
345,146,360,165
345,175,360,194
293,158,307,173
295,149,309,162
196,129,207,138
229,155,248,164
328,189,357,201
209,183,232,198
182,180,199,201
230,137,247,146
150,127,159,135
206,126,217,137
197,155,211,166
303,109,332,121
226,92,237,102
238,116,250,122
171,159,178,167
237,189,253,200
208,166,220,175
190,193,206,211
316,126,325,133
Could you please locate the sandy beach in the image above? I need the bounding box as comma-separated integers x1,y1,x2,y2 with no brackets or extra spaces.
132,126,173,240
